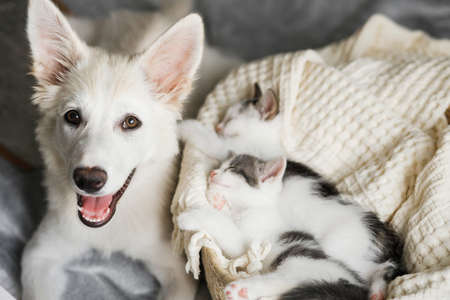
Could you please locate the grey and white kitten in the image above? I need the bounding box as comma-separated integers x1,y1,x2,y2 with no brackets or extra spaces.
178,83,284,160
178,154,403,300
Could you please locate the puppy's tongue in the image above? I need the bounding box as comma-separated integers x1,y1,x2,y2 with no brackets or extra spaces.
81,195,112,219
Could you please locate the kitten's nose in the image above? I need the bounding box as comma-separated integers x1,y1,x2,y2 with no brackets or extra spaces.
73,167,107,193
209,170,217,180
215,124,223,134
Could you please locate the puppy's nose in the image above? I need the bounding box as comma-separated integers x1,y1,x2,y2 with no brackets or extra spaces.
209,170,217,180
73,167,107,193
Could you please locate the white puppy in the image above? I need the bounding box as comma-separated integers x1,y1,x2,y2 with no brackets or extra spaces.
21,0,236,299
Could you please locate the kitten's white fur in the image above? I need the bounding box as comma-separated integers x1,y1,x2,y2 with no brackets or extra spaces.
22,0,239,299
179,87,284,160
178,90,398,299
178,156,373,299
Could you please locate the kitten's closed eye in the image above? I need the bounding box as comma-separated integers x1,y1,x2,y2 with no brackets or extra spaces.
226,156,261,187
226,166,252,185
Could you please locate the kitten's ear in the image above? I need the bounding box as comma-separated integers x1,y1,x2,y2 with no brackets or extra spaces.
140,14,204,112
252,82,262,99
256,89,279,120
228,151,237,159
260,157,286,183
27,0,87,85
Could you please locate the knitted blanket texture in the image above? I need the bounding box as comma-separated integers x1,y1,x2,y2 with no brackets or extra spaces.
172,15,450,299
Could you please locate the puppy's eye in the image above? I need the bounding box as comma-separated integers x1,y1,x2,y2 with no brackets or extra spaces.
122,115,141,130
64,110,81,126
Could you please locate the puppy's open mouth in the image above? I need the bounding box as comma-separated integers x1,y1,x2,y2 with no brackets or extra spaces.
77,169,136,228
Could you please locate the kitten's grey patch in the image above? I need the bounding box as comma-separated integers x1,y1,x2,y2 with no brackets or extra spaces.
253,82,262,99
279,231,316,245
228,154,264,187
280,279,368,300
314,180,352,206
363,212,404,279
271,244,327,269
383,265,400,282
314,180,339,198
275,230,366,285
332,259,366,285
284,161,321,179
284,161,351,206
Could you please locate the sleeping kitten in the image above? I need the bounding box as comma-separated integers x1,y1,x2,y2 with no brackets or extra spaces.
178,154,403,300
178,83,284,160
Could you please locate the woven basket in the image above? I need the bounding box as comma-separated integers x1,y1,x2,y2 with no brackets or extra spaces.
201,248,235,300
171,15,450,300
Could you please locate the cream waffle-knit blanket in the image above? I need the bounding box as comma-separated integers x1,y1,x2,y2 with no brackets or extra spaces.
172,15,450,299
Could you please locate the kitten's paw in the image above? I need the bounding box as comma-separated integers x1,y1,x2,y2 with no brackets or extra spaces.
369,264,389,300
224,281,254,300
210,192,228,211
178,120,207,142
177,210,204,232
369,281,386,300
369,291,385,300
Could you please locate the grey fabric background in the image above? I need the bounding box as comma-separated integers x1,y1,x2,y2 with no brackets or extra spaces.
63,250,161,300
199,0,450,60
0,158,43,296
1,0,450,167
0,0,449,299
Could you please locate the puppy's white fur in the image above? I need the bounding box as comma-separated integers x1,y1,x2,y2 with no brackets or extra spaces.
22,0,239,299
66,2,241,118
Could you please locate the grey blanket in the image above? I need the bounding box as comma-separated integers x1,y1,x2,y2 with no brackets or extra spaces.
1,0,450,299
0,159,42,297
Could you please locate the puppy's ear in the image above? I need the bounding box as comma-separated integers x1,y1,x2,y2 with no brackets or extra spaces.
260,157,286,183
256,89,279,120
27,0,87,85
140,14,204,111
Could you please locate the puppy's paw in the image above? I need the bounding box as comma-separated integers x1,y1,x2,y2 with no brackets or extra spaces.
224,281,255,300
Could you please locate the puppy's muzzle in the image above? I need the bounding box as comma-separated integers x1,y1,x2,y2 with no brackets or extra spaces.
73,167,107,193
